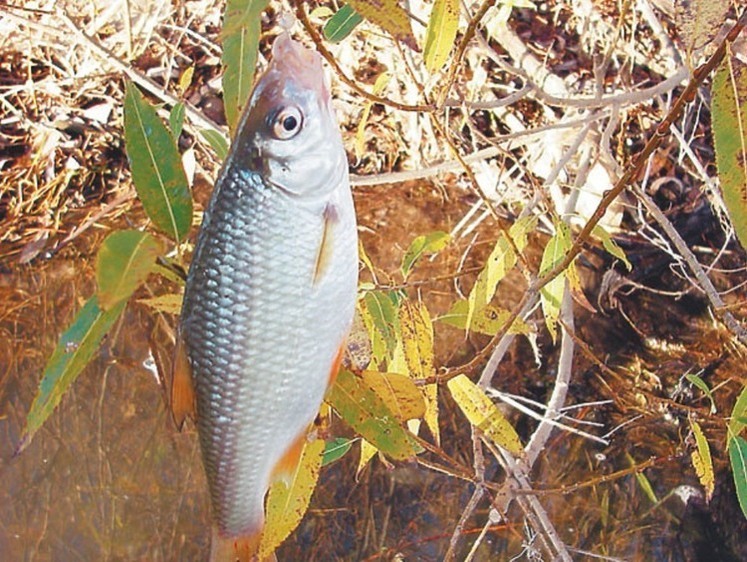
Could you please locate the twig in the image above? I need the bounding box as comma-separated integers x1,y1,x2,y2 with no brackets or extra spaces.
631,184,747,345
294,2,431,113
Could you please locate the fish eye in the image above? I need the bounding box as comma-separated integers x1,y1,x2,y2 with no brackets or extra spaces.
271,106,303,140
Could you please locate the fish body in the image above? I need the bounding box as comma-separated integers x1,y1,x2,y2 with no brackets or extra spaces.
179,33,357,550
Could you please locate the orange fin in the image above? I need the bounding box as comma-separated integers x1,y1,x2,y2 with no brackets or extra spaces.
210,526,276,562
312,204,338,286
171,331,196,429
271,430,307,485
328,342,345,387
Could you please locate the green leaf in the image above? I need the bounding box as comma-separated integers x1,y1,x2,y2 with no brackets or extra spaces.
345,0,418,51
447,374,523,456
16,296,127,454
728,435,747,520
259,438,324,558
729,385,747,442
199,128,229,161
712,56,747,250
592,225,632,271
627,452,659,504
362,290,401,361
96,230,161,310
400,231,450,279
690,418,715,501
323,4,364,43
221,0,269,133
439,299,531,336
169,102,186,140
124,82,193,242
326,369,423,460
539,222,571,343
424,0,459,73
685,373,717,414
322,437,354,467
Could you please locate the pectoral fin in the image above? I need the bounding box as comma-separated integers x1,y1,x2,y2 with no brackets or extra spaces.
312,204,338,286
171,332,196,429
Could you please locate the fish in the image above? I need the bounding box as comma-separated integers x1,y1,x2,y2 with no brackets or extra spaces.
174,32,358,560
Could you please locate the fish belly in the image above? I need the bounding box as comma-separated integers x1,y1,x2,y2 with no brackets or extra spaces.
182,168,357,538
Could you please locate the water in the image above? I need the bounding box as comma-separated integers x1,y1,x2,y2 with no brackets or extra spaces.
1,182,745,561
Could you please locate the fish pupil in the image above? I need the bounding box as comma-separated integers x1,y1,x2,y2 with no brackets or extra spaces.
283,115,298,131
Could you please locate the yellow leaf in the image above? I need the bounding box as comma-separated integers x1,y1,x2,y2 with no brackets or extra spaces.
398,300,440,444
690,418,715,502
447,374,523,456
259,438,325,558
424,0,460,73
361,371,425,421
357,438,378,478
137,293,183,315
466,216,536,331
346,0,418,50
440,299,531,336
539,222,571,343
355,72,390,160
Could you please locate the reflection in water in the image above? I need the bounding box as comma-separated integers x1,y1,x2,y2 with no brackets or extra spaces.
2,181,746,561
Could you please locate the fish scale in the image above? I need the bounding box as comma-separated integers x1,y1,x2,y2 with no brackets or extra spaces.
179,32,358,553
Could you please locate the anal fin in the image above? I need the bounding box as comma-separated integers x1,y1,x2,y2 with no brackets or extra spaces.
270,430,307,486
171,331,196,429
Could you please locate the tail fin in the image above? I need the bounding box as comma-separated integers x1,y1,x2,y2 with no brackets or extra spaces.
209,526,278,562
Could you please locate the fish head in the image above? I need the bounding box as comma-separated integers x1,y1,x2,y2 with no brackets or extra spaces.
233,33,347,199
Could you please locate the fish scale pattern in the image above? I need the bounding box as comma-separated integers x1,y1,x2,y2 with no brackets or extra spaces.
182,166,357,537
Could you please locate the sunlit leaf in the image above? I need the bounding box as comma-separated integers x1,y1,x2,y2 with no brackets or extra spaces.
539,222,571,343
259,438,324,558
345,309,372,371
712,56,747,250
310,6,335,19
363,290,401,361
447,374,523,456
400,230,450,279
177,65,195,94
685,373,716,414
137,293,183,315
439,299,531,336
199,128,229,161
124,82,193,242
96,230,161,311
357,438,378,478
466,215,535,330
327,369,422,460
16,296,127,454
345,0,418,51
324,4,364,43
728,435,747,520
592,225,631,271
355,72,391,160
398,299,439,444
361,371,425,421
169,102,186,140
728,385,747,442
322,437,354,467
221,0,268,133
690,418,714,501
424,0,459,73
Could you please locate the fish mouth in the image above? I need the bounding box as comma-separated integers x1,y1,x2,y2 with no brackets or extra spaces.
269,33,329,101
